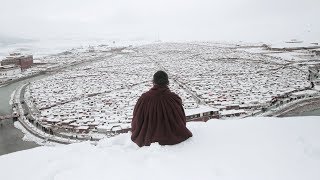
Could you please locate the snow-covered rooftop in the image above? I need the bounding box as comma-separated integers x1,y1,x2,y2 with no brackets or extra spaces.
15,42,318,138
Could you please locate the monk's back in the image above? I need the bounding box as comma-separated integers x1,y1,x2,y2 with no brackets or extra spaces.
131,84,193,147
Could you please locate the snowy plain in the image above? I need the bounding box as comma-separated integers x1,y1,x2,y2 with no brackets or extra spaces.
0,116,319,180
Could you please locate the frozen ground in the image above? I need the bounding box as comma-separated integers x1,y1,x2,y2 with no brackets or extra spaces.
1,116,319,180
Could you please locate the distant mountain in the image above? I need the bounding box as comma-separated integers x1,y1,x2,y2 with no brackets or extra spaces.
0,35,34,47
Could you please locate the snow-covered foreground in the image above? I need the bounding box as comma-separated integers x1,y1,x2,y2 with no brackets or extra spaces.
1,116,320,180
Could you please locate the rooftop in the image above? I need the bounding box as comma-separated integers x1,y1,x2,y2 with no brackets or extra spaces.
0,65,19,70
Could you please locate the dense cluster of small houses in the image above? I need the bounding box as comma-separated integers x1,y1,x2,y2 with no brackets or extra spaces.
23,42,315,136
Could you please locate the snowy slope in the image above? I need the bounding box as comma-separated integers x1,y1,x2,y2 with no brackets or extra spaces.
1,116,320,180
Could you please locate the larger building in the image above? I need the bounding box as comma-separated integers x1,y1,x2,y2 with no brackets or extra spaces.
1,53,33,70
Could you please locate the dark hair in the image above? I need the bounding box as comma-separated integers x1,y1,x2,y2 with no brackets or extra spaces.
153,71,169,85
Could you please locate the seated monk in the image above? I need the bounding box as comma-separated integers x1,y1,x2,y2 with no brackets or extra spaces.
131,70,193,147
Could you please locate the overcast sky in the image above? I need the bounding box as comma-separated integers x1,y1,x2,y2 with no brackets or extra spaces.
0,0,319,42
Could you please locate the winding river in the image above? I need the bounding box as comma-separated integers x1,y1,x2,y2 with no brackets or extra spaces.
0,76,45,155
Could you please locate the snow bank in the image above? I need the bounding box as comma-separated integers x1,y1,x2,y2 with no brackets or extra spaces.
1,116,320,180
13,121,61,146
9,89,16,105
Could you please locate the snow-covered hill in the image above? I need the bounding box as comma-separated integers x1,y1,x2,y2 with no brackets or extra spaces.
1,116,320,180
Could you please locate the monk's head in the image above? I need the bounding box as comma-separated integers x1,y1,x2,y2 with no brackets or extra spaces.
153,70,169,86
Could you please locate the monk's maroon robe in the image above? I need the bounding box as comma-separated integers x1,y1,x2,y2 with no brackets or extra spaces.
131,85,192,147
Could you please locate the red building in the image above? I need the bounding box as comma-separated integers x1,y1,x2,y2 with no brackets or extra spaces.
1,53,33,70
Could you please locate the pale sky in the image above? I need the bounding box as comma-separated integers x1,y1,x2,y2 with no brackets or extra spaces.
0,0,319,42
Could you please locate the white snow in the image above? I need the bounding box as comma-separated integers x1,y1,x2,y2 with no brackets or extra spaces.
121,49,135,53
9,89,16,105
292,90,318,96
220,109,246,116
184,105,219,116
1,116,320,180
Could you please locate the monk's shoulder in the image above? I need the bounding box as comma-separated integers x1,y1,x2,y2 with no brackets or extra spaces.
139,91,153,102
168,91,179,97
168,91,182,101
141,91,152,98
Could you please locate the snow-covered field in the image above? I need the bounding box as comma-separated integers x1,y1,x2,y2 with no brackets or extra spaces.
1,116,319,180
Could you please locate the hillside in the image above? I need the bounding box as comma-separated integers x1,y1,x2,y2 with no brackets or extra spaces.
0,116,320,180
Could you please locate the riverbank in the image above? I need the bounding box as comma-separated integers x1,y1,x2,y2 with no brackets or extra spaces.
0,118,38,156
262,95,320,117
278,97,320,117
13,121,63,146
12,83,81,144
281,86,320,116
299,108,320,116
0,75,45,155
0,71,45,88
